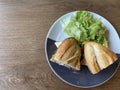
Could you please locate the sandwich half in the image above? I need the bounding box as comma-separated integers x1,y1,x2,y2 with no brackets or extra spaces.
50,37,81,70
84,41,118,74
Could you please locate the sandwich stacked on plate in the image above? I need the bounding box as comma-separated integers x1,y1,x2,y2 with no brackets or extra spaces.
50,37,118,74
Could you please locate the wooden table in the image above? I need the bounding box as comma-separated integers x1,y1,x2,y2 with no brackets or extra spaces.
0,0,120,90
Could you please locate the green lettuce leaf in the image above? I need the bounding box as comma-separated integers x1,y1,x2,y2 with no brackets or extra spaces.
61,11,108,45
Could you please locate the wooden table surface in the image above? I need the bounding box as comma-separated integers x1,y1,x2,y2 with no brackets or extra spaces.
0,0,120,90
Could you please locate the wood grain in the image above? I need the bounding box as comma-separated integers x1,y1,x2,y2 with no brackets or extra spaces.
0,0,120,90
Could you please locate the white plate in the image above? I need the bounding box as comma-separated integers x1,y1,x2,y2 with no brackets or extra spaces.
45,11,120,88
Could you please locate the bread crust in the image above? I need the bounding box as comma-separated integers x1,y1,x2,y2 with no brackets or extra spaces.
50,38,81,70
84,41,118,74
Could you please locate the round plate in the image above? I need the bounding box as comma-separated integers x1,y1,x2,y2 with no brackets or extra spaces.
45,11,120,88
